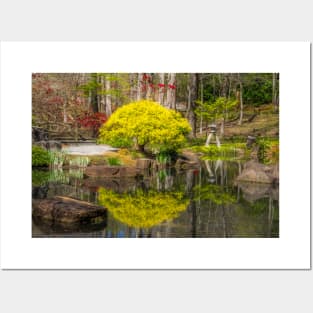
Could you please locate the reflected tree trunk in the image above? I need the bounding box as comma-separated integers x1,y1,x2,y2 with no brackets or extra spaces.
222,206,227,237
267,196,274,236
204,159,214,179
186,169,195,193
164,175,173,190
190,200,197,237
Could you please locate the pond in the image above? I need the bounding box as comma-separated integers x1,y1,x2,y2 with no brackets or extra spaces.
32,159,279,238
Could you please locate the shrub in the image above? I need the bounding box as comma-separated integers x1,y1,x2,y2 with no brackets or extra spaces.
77,111,107,136
98,100,191,153
257,138,279,164
32,146,50,167
106,157,122,166
32,169,50,185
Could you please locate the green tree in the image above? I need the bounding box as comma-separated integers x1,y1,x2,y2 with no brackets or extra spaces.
195,97,237,143
241,73,273,105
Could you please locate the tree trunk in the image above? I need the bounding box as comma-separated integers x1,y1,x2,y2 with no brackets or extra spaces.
158,73,165,105
199,74,203,135
88,89,92,110
137,73,143,100
63,94,67,123
166,73,176,109
138,144,145,153
100,75,105,113
105,76,112,117
91,74,99,112
237,73,244,125
146,74,153,100
272,73,279,111
272,73,276,105
212,74,216,100
97,74,101,112
188,73,198,138
129,73,137,101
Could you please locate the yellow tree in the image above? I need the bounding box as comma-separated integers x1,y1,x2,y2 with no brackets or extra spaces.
98,100,191,153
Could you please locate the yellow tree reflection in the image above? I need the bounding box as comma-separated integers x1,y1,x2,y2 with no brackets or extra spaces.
98,188,189,228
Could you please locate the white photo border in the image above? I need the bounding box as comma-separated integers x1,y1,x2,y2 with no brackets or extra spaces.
0,42,310,269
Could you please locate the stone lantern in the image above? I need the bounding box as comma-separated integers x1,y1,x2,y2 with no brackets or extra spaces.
205,124,221,147
208,124,217,134
246,135,256,148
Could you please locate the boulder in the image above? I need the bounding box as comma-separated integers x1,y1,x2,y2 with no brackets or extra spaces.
235,180,279,203
32,196,107,225
34,140,49,150
175,158,199,170
271,164,279,184
236,161,279,184
85,165,139,178
237,168,273,184
180,150,200,163
175,149,201,170
235,181,271,202
46,140,62,150
136,158,153,170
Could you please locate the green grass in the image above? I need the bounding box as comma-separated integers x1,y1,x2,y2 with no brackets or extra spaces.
156,152,171,164
69,156,90,168
49,151,67,169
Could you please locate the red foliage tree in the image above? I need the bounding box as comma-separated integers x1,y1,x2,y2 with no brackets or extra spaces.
77,112,107,136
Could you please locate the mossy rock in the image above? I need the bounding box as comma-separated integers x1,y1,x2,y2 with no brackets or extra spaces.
32,196,107,225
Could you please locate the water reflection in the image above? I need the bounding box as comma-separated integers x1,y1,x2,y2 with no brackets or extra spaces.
32,159,279,238
98,188,188,228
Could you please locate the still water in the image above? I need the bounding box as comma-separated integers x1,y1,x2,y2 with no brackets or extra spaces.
32,160,279,238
